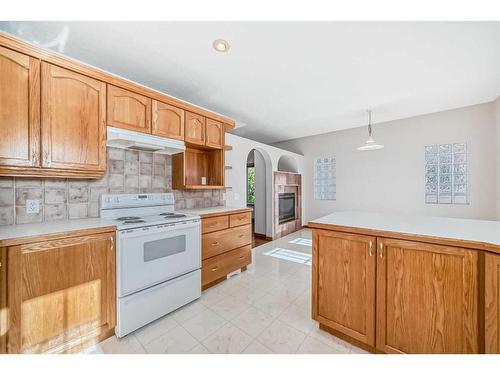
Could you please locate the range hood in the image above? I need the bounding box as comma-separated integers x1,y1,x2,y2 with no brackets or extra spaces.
106,127,185,155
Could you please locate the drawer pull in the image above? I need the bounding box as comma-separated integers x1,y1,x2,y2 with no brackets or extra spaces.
212,241,219,246
211,267,218,272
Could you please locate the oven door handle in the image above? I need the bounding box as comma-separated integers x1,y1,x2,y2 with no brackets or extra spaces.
118,221,200,238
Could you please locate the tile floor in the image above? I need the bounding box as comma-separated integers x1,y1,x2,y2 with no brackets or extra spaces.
84,229,368,354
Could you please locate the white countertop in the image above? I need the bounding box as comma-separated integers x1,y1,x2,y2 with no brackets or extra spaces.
309,211,500,247
0,218,116,245
180,206,252,216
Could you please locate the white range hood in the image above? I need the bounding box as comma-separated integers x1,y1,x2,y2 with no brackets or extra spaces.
107,127,185,155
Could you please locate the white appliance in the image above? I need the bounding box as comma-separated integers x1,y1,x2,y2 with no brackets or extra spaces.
100,193,201,337
106,126,186,154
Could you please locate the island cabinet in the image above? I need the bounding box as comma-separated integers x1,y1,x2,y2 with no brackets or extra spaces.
0,229,116,354
485,253,500,353
311,228,483,354
376,238,479,354
312,230,376,346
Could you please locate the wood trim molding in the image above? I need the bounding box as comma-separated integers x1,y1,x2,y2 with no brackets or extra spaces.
307,221,500,255
0,31,235,128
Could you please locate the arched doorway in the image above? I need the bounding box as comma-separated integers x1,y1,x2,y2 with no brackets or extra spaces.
246,148,273,245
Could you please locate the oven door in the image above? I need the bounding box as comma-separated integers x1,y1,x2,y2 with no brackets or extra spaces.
117,221,201,297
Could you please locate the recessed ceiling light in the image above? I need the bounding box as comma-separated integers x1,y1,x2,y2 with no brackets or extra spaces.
212,39,230,53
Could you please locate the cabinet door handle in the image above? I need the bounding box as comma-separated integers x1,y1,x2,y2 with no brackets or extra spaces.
369,241,373,257
238,234,244,238
379,242,384,258
212,241,219,246
211,267,218,272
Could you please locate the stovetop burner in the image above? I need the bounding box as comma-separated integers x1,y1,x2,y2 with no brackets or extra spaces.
123,219,146,224
160,213,187,218
117,216,141,221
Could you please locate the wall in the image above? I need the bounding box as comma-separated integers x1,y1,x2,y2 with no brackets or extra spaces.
274,102,498,222
496,97,500,219
0,148,223,226
224,133,305,238
254,149,267,235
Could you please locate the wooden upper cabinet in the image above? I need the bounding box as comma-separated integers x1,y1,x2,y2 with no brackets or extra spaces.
312,230,376,346
184,111,205,146
376,238,478,354
0,46,40,168
41,63,106,173
107,85,151,133
5,231,115,354
485,252,500,353
152,100,184,140
205,118,223,149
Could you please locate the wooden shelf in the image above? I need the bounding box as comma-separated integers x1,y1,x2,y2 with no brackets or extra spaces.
184,185,226,190
224,145,233,151
225,166,232,170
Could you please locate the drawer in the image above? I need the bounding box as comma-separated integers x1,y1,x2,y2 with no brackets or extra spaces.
202,215,229,234
202,224,251,260
202,245,251,286
229,212,252,227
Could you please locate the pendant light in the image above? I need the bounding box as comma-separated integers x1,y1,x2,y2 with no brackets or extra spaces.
357,110,384,151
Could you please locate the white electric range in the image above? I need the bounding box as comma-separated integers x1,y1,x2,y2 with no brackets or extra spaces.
100,193,201,337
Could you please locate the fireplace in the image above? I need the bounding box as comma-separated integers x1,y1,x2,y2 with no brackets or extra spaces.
279,193,296,224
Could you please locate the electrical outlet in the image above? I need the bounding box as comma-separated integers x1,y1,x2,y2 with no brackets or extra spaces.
234,193,240,200
26,199,40,214
222,193,226,201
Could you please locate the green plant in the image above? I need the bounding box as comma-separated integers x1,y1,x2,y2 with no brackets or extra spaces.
247,166,255,205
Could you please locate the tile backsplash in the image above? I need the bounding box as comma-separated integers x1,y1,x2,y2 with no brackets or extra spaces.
0,148,224,226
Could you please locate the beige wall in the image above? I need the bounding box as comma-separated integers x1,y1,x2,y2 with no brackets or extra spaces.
496,97,500,219
274,102,498,222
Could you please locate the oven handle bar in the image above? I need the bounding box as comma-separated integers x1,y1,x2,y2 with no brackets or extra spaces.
118,221,200,238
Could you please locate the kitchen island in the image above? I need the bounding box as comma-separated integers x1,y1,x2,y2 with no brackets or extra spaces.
308,211,500,354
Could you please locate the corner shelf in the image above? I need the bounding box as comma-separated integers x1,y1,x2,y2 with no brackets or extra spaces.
224,166,232,170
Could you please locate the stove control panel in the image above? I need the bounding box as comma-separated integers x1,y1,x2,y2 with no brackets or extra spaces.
101,193,174,209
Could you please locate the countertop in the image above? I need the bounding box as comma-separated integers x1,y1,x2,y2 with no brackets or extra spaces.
180,206,252,218
308,211,500,253
0,218,116,247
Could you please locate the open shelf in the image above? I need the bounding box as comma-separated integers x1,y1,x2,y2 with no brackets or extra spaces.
172,146,224,189
224,145,233,151
224,165,232,170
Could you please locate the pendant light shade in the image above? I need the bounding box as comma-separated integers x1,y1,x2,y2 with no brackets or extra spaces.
357,110,384,151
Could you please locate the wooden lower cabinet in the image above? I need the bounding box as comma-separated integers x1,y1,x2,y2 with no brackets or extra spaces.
376,238,478,354
200,210,252,289
312,229,483,354
1,230,116,354
485,252,500,353
312,230,376,346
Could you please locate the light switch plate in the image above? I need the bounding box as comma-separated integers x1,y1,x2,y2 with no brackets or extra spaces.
26,199,40,214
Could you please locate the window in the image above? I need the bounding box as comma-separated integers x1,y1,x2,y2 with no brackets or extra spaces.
247,164,255,205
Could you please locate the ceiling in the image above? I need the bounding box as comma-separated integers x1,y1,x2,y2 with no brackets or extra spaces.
1,21,499,144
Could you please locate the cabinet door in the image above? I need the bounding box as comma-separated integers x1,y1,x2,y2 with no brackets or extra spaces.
6,232,115,354
107,85,151,133
312,229,376,346
41,63,106,172
205,118,223,149
0,46,40,167
486,252,500,353
184,111,205,145
152,100,184,140
376,238,478,354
